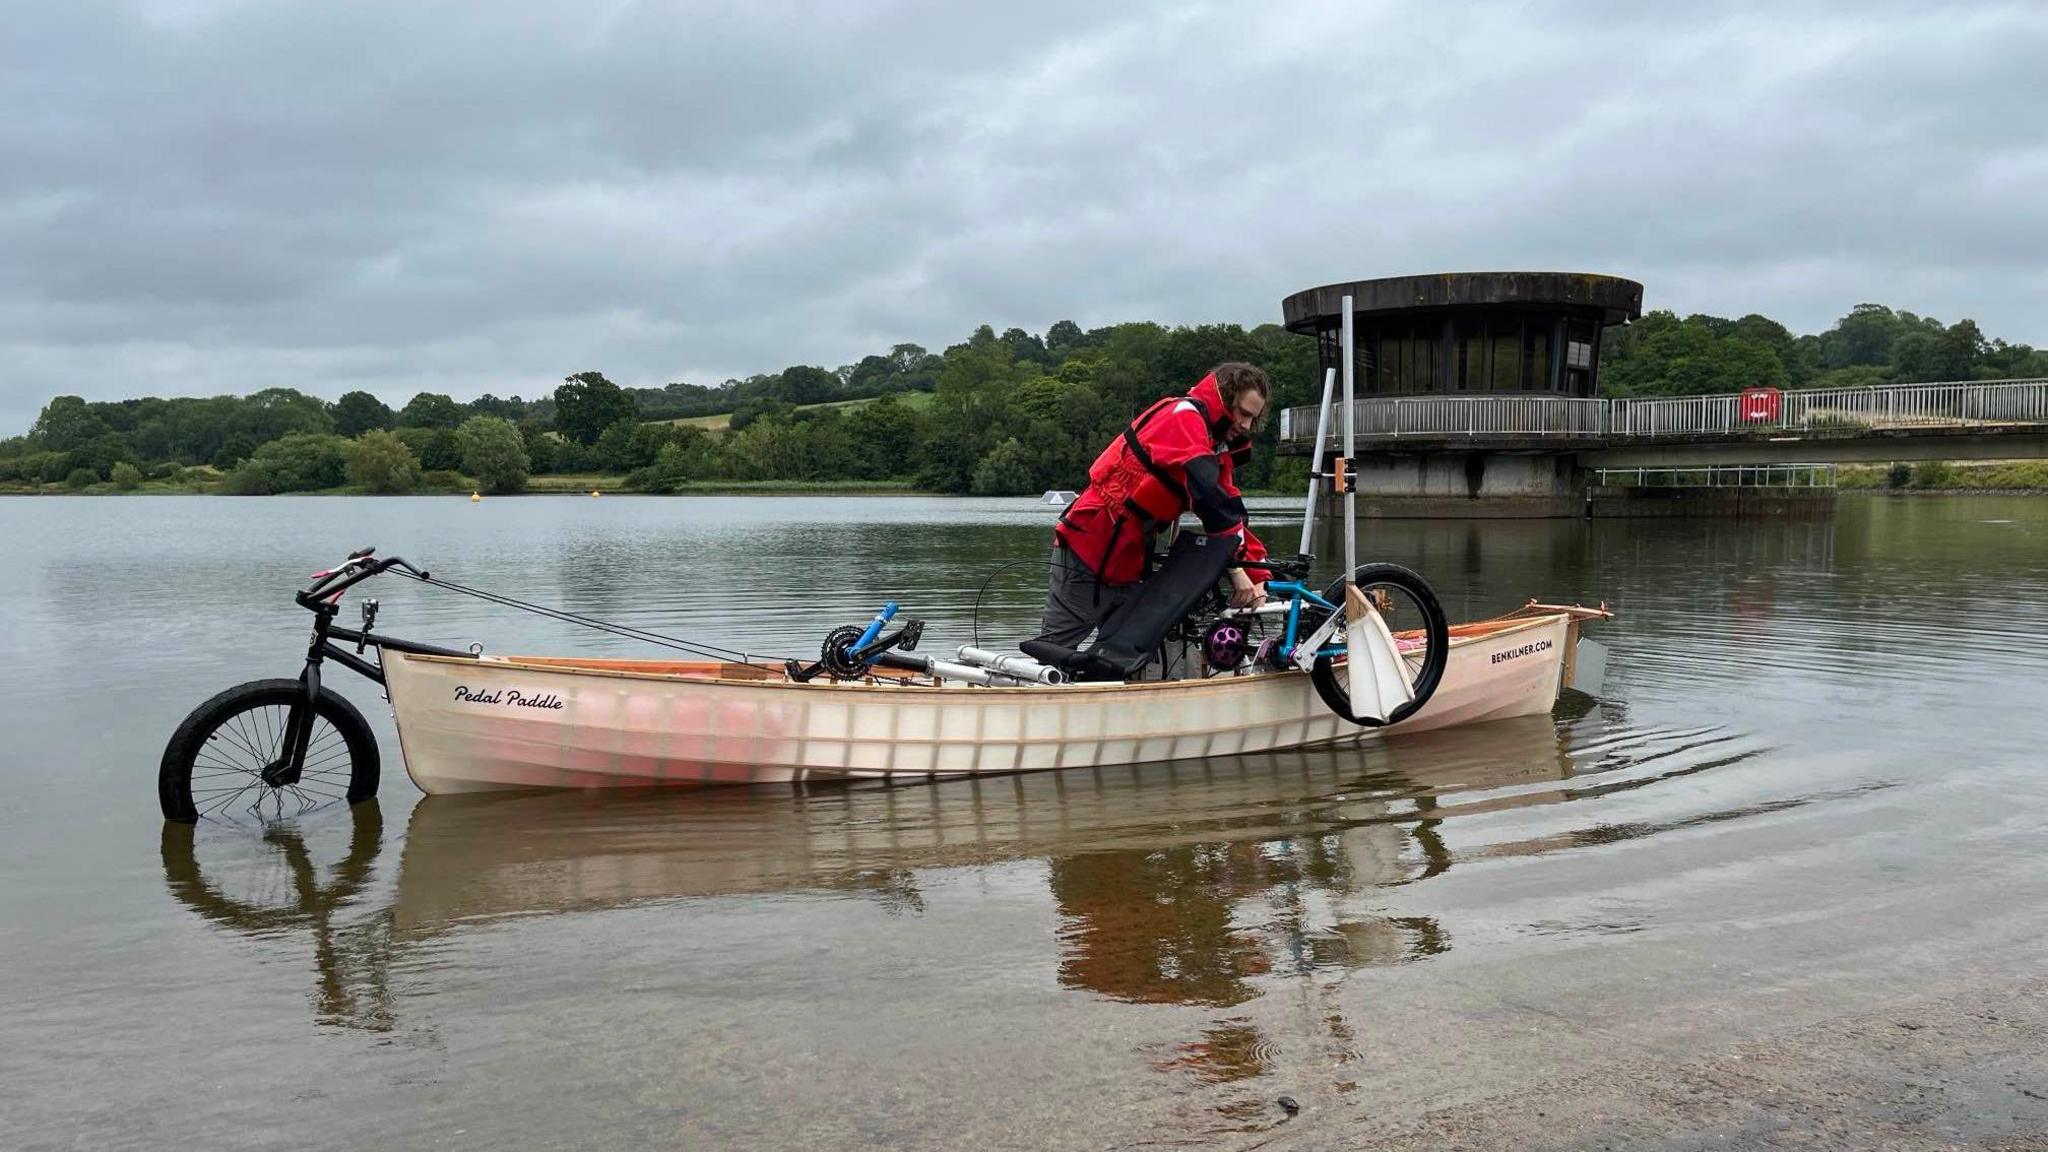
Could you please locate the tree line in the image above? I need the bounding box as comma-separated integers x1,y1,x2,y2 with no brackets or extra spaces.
1599,304,2048,397
5,303,2043,495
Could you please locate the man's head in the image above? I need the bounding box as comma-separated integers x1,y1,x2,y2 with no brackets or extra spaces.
1212,362,1270,440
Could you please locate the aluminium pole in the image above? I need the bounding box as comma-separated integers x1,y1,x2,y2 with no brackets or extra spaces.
1298,366,1337,554
1342,295,1357,581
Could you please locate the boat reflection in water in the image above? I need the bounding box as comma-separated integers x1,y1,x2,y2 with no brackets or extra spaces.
162,711,1601,1043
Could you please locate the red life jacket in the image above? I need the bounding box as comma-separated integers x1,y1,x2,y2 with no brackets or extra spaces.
1055,374,1265,586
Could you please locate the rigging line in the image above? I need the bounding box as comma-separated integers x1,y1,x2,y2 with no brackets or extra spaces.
405,573,794,664
970,557,1039,649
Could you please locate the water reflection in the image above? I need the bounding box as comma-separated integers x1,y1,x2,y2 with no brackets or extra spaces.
159,713,1687,1034
159,803,397,1032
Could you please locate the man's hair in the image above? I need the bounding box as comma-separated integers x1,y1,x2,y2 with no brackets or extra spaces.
1213,362,1270,405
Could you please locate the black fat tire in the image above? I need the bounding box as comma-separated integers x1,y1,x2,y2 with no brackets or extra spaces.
159,679,380,823
1309,563,1451,728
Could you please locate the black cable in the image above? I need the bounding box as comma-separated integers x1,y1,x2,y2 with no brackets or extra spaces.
970,557,1040,648
403,573,793,665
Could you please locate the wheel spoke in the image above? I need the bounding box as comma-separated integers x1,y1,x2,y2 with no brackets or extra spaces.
173,693,370,824
213,721,267,768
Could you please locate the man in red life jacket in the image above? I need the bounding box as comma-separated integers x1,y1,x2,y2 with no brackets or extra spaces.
1036,362,1272,648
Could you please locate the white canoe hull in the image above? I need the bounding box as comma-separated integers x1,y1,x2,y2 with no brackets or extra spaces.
383,613,1578,795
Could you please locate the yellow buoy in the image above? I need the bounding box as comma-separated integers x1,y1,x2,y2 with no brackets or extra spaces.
471,492,481,502
590,489,601,498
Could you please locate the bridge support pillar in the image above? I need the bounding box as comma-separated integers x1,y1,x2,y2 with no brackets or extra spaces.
1316,452,1586,530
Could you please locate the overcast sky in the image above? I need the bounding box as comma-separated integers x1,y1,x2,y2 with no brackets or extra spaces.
5,0,2046,434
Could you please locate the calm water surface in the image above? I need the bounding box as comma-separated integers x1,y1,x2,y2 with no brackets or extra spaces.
2,495,2045,1150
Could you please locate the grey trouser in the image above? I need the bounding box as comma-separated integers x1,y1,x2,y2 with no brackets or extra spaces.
1033,544,1134,648
1031,545,1196,680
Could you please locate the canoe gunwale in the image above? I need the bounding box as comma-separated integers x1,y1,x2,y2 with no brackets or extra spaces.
387,612,1570,697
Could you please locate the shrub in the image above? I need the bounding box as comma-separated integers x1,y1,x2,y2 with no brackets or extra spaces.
110,461,144,489
147,461,180,480
65,467,100,489
0,458,19,483
419,469,469,492
345,430,422,494
457,415,529,494
211,433,257,470
1885,462,1912,489
226,461,277,494
1911,461,1954,489
39,454,72,484
627,442,693,494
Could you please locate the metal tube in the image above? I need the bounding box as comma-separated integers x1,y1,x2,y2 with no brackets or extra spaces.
1342,295,1357,581
954,647,1066,685
1299,366,1337,554
874,651,1048,687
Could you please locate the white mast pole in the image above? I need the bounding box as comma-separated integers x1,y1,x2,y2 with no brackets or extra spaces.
1297,366,1337,554
1341,295,1357,582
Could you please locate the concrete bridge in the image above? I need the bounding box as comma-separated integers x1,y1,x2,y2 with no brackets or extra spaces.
1277,379,2048,516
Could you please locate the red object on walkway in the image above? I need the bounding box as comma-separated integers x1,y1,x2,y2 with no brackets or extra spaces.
1741,386,1782,423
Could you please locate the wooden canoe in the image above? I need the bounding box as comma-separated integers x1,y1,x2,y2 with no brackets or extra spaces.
381,608,1602,794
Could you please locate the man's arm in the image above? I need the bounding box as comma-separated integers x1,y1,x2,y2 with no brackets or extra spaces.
1186,454,1267,606
1183,454,1246,535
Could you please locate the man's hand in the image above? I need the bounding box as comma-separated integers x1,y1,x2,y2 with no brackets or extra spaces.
1228,569,1267,609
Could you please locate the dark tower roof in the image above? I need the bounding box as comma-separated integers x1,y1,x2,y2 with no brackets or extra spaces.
1282,271,1644,333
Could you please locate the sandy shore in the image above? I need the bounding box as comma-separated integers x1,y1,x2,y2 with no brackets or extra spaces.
1268,977,2048,1151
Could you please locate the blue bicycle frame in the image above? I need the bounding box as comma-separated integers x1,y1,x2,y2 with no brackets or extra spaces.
1264,580,1348,665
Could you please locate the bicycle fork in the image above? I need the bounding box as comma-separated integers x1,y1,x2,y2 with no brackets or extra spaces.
262,621,331,788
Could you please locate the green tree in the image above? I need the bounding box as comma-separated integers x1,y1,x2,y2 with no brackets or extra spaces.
332,391,395,437
65,466,99,490
110,461,144,489
457,415,529,494
519,421,558,473
397,392,464,430
775,365,839,405
420,429,463,472
65,434,134,480
226,388,334,443
627,441,696,494
30,396,110,452
1818,304,1902,369
239,432,349,492
595,419,674,472
344,430,422,493
1045,320,1086,357
970,437,1036,496
553,371,638,445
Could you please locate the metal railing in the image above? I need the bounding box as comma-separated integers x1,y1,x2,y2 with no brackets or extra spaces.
1592,464,1837,489
1277,395,1607,441
1278,379,2048,444
1611,379,2048,436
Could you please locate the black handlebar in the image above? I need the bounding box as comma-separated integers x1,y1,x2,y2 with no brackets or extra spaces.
298,552,429,610
1230,554,1311,581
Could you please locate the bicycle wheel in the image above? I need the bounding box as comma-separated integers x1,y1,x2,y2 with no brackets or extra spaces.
160,679,380,823
1309,563,1451,728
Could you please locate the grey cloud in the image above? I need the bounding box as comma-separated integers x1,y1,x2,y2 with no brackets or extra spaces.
3,0,2045,434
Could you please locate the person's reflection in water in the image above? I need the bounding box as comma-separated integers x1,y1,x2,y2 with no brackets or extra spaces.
1045,762,1481,1097
160,801,396,1032
1051,845,1273,1008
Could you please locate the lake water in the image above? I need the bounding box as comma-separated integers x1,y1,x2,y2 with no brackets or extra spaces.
2,494,2046,1149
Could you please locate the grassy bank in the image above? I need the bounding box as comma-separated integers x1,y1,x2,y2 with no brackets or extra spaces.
4,471,925,497
658,390,938,433
1838,460,2048,493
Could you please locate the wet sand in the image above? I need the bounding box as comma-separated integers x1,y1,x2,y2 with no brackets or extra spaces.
1303,977,2048,1151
